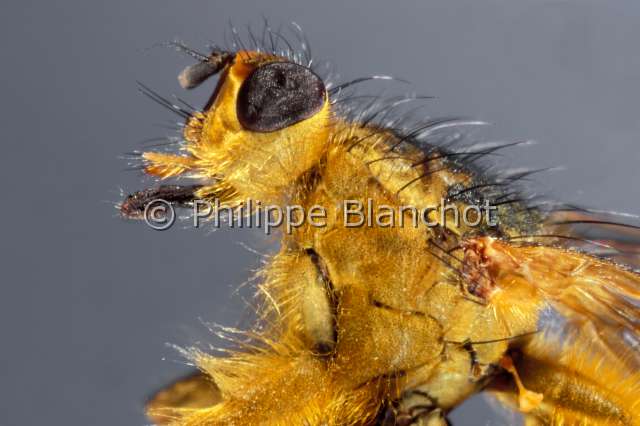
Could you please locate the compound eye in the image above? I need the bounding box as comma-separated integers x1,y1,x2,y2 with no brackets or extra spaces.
236,62,326,132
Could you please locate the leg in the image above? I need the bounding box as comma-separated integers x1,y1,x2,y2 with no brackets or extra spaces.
381,396,451,426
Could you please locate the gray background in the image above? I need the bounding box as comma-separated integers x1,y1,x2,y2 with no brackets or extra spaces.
1,0,639,425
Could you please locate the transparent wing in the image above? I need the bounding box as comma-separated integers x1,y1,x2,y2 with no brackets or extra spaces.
543,207,640,270
490,207,640,367
478,219,640,423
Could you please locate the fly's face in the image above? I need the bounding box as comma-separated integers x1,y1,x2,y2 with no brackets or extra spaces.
140,50,331,206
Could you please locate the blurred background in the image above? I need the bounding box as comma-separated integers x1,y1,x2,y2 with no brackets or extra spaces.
1,0,639,424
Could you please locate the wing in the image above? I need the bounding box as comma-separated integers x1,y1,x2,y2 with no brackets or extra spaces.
482,233,640,366
542,207,640,270
146,371,222,425
478,207,640,358
539,208,640,364
474,219,640,423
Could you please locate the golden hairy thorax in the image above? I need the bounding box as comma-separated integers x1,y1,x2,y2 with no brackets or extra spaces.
121,40,640,426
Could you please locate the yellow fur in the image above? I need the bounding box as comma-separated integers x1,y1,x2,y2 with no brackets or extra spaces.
132,49,640,425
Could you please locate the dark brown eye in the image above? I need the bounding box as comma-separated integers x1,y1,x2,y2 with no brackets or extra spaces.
236,62,326,132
